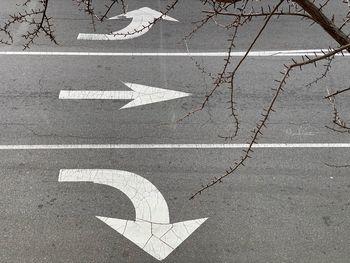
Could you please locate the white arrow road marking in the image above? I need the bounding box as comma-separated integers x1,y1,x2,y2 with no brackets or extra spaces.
59,169,207,261
77,7,178,41
59,82,191,109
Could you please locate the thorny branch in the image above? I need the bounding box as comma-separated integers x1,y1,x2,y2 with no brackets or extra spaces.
1,0,350,196
325,87,350,99
324,162,350,168
0,0,130,48
185,0,350,197
190,44,350,199
0,0,57,49
325,88,350,132
305,55,334,88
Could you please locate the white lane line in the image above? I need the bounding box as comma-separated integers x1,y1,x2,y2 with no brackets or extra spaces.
0,143,350,150
0,50,349,57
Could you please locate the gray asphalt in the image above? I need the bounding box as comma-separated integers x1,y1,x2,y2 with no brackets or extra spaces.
0,0,350,263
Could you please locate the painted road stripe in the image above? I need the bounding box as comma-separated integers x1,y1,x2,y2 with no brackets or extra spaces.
0,143,350,150
0,50,349,57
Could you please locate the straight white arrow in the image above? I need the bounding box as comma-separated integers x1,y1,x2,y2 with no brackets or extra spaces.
59,82,191,109
59,169,207,261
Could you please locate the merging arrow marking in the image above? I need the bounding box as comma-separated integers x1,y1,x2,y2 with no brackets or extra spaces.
59,82,191,109
78,7,179,41
59,169,207,261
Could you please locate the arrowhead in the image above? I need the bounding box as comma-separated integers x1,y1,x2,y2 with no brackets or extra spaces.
120,82,191,109
109,7,179,22
96,216,207,261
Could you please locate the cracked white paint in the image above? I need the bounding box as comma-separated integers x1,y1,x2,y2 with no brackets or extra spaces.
77,7,178,41
59,82,191,109
59,169,207,261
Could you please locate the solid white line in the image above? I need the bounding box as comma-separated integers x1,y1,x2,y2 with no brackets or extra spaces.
0,143,350,150
0,50,349,57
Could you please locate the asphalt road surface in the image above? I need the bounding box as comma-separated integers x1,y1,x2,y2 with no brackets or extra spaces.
0,0,350,262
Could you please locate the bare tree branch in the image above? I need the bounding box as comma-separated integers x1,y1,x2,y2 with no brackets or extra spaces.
293,0,350,51
191,44,350,199
324,87,350,99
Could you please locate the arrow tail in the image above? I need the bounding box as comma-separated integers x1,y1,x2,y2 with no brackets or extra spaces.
59,90,135,100
77,33,111,41
59,169,170,224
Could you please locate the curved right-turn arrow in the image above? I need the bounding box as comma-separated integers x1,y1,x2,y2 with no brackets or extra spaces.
59,169,207,261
